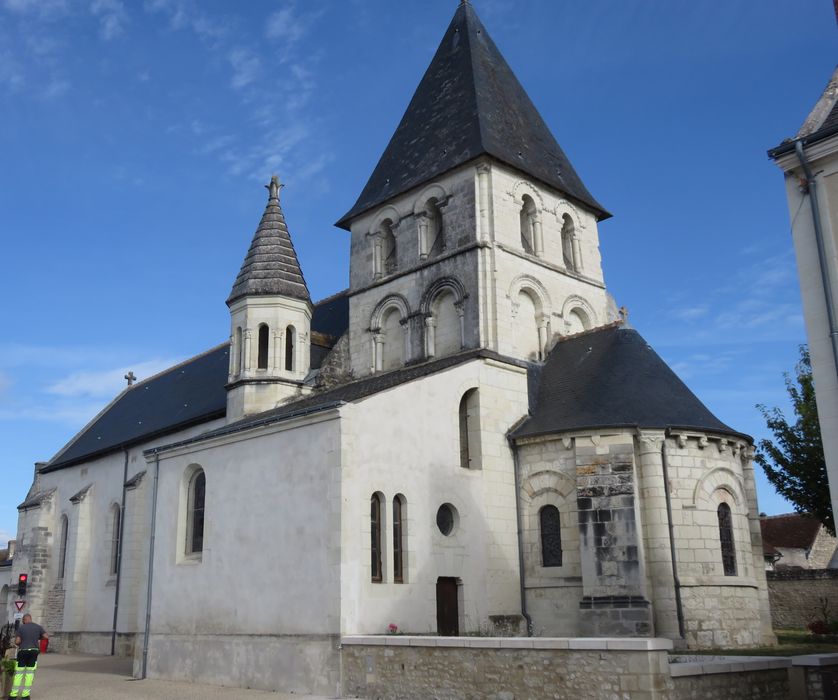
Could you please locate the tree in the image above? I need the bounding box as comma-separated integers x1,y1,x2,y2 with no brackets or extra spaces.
755,346,833,535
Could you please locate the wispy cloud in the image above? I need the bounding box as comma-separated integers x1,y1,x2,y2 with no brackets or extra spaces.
90,0,128,41
228,48,260,90
42,78,70,99
46,357,182,399
1,0,68,19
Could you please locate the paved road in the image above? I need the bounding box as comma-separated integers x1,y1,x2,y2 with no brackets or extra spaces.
29,653,339,699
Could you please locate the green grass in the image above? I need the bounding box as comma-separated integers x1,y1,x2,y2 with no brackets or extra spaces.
670,629,838,657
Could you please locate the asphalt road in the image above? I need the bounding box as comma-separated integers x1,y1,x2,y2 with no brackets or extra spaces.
25,652,339,699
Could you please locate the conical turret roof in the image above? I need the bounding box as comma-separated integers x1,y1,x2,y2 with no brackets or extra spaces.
227,176,311,307
336,1,609,229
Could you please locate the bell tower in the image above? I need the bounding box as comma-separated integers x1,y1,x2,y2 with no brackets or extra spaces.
226,176,312,421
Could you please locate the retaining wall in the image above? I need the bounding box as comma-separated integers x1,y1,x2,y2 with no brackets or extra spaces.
767,569,838,629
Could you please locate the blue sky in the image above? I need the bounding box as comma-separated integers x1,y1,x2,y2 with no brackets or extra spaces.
0,0,835,543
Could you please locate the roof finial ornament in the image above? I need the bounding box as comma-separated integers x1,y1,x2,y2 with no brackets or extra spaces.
460,0,469,5
266,174,283,202
124,371,136,387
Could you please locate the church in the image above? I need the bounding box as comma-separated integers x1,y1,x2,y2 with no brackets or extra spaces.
6,2,775,695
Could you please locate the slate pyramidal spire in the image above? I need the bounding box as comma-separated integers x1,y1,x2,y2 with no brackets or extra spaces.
336,1,609,230
227,175,311,307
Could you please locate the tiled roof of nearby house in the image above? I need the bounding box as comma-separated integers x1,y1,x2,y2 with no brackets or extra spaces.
336,2,608,229
511,325,745,441
42,293,350,473
227,176,311,306
768,66,838,158
760,513,823,550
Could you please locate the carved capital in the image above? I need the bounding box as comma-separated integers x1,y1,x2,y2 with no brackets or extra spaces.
698,436,708,450
638,431,665,453
561,437,573,451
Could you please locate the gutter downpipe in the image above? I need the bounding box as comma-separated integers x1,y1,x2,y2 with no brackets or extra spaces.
110,448,129,655
141,451,160,679
795,140,838,386
509,438,533,636
661,433,685,640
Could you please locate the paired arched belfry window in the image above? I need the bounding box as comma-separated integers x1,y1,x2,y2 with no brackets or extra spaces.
285,325,295,372
257,324,269,370
58,514,69,579
393,494,406,584
371,493,383,583
717,503,736,576
109,504,121,576
187,469,206,555
539,505,562,567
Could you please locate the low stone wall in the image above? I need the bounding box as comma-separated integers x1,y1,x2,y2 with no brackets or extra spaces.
670,656,791,699
342,636,674,700
767,569,838,629
789,654,838,700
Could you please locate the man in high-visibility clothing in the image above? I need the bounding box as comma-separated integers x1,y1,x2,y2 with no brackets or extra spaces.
10,614,47,699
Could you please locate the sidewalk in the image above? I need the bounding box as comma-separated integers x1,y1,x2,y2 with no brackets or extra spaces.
30,653,340,699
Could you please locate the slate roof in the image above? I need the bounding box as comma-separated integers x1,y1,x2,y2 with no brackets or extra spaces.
336,2,608,229
760,513,823,551
17,488,56,511
227,176,311,306
511,325,745,440
42,292,351,473
768,66,838,158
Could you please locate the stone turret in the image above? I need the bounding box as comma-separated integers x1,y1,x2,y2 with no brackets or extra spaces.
226,176,313,420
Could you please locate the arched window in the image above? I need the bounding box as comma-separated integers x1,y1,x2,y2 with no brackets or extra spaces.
566,308,591,335
561,214,576,271
520,195,536,254
515,290,541,361
234,326,243,375
393,495,406,584
432,291,460,357
285,325,295,372
58,514,69,579
426,199,443,258
187,469,206,556
717,503,736,576
371,493,383,583
459,389,479,469
382,221,397,274
257,324,269,370
539,505,562,567
109,504,121,576
380,308,403,371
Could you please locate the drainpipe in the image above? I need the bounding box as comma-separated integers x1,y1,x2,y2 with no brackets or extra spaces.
661,433,685,639
509,439,533,636
794,140,838,386
110,448,129,655
141,451,160,679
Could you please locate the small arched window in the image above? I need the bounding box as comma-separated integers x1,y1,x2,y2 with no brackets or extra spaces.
459,389,479,469
187,469,206,555
58,514,69,579
717,502,736,576
393,494,406,584
109,504,121,576
539,505,562,567
561,214,576,271
520,195,536,254
382,220,397,274
426,199,443,258
285,325,295,372
257,324,269,370
371,493,383,583
234,326,243,375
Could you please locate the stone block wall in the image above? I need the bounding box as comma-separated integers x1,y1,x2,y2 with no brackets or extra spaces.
767,569,838,629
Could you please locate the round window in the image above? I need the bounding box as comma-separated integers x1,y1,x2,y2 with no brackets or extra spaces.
436,503,457,536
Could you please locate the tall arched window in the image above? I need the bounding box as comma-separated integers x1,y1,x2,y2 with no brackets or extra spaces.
380,308,403,371
520,195,536,254
109,504,121,576
382,221,397,274
561,214,576,271
426,199,443,258
285,325,295,372
539,505,562,567
187,469,206,556
371,493,383,583
58,514,69,579
459,389,479,469
234,326,243,375
717,503,736,576
257,324,269,370
432,291,460,357
515,289,541,361
393,495,406,584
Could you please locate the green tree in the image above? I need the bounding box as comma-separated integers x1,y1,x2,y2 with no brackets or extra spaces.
755,346,832,535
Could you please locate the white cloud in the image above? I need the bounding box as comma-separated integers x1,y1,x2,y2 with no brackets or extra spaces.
90,0,128,41
228,48,260,90
46,357,182,399
1,0,67,18
41,78,70,99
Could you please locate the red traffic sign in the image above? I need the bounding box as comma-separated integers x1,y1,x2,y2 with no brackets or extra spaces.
14,601,25,612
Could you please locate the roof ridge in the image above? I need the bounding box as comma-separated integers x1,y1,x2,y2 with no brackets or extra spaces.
130,341,229,390
556,320,625,343
314,288,350,306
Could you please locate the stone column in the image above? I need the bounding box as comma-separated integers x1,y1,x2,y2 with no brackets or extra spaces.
575,435,653,637
537,319,548,360
243,329,252,374
373,333,384,372
425,316,436,358
373,236,383,279
417,214,429,260
533,218,544,256
572,236,583,271
273,328,283,373
636,431,680,640
456,303,466,349
477,163,492,241
228,333,236,380
400,319,411,363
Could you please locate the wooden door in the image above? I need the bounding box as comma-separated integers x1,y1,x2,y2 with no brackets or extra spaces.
436,577,459,636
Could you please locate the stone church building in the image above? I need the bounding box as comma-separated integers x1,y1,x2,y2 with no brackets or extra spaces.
5,3,774,695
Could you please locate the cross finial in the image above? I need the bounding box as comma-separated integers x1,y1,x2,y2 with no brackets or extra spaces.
618,306,629,322
124,371,137,387
266,174,284,201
